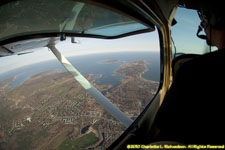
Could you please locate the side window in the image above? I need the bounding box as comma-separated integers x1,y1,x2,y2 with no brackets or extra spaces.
0,32,160,149
171,7,216,59
0,2,160,149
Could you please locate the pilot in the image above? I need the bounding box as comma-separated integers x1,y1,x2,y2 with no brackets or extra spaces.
152,0,225,144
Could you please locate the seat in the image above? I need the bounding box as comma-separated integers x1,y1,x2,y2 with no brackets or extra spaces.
172,54,200,77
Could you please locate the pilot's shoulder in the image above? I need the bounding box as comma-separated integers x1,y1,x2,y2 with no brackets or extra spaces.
175,49,225,82
181,49,225,70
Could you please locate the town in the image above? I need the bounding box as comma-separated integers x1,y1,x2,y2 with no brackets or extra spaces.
0,60,159,150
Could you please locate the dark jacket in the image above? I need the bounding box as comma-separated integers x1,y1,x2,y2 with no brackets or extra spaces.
154,49,225,144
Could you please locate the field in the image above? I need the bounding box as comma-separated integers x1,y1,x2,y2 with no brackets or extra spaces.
58,132,99,150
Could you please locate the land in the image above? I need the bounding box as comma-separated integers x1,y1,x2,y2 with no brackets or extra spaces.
58,132,98,150
0,60,159,150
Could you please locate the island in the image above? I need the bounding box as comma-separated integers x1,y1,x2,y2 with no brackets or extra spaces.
0,60,159,150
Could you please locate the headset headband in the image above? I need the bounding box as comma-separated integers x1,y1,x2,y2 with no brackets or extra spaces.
199,0,225,29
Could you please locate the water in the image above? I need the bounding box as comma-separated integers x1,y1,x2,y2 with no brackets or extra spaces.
81,125,90,134
0,51,160,87
0,60,64,86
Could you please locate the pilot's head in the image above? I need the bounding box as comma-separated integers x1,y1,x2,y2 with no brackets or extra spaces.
197,0,225,49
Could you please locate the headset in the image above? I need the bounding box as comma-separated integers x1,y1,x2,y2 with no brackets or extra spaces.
196,0,225,40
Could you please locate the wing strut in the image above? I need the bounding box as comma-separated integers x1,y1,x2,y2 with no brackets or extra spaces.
48,38,133,128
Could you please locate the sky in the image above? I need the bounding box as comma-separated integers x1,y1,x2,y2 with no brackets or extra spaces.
0,7,216,75
172,7,216,54
0,31,160,74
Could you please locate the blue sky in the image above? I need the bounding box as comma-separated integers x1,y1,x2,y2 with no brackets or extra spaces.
172,7,215,54
0,31,159,74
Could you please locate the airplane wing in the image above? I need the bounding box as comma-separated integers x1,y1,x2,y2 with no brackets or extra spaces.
0,37,133,127
0,0,155,128
0,0,155,127
0,0,154,59
0,38,55,57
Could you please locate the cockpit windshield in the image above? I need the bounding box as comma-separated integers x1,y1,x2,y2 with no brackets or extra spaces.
0,0,154,42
